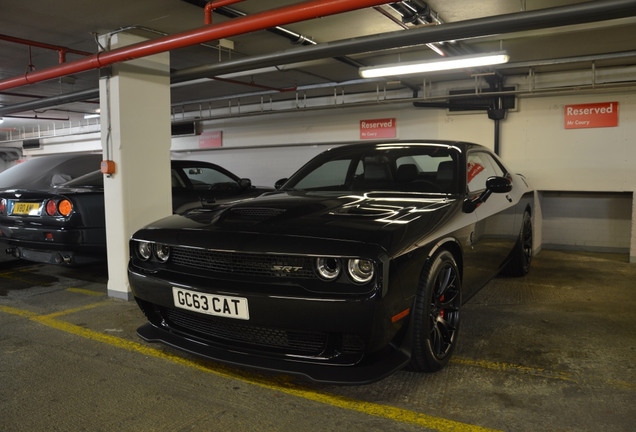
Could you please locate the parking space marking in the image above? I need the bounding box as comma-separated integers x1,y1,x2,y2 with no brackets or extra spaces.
452,357,575,382
42,302,109,319
0,304,37,318
0,303,499,432
66,287,105,297
0,268,43,283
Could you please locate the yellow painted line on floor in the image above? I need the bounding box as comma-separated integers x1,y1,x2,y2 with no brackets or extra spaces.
0,270,40,284
42,302,109,319
66,287,104,297
0,304,38,318
607,379,636,392
0,303,499,432
451,357,575,382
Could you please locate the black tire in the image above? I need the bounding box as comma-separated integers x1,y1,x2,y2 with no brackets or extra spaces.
502,211,533,277
409,250,461,373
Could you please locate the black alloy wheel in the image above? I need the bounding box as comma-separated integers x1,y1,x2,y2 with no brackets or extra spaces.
409,250,461,372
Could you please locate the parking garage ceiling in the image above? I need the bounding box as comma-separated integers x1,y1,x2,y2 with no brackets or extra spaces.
1,0,636,139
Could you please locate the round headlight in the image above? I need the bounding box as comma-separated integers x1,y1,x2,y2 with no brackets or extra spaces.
137,241,152,261
154,244,171,262
347,259,374,284
315,257,341,281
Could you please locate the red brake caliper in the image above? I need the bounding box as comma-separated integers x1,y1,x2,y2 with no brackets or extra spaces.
439,294,445,319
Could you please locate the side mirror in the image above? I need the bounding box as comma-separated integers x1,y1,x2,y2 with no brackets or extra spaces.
239,178,252,188
274,178,288,190
463,176,512,213
486,176,512,193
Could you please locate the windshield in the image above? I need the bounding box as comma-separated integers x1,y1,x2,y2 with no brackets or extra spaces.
283,143,460,194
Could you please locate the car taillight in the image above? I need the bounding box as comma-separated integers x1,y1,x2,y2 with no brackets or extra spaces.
0,198,5,214
44,199,73,217
58,199,73,217
45,200,57,216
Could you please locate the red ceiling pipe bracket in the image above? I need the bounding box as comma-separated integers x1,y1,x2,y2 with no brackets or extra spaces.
0,33,92,64
0,0,390,91
204,0,244,25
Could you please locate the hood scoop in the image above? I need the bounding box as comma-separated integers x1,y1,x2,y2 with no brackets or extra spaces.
226,207,286,221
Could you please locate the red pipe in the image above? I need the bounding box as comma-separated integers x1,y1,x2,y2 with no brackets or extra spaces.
0,0,389,91
204,0,244,25
0,33,92,58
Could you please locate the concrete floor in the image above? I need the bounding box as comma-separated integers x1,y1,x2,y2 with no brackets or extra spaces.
1,249,634,432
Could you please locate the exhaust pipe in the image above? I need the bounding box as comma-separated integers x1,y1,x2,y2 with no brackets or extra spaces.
54,253,72,264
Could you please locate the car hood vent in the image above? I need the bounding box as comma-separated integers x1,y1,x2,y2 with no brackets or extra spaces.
227,207,286,221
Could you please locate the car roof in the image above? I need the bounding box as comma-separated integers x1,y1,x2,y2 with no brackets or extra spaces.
0,153,102,190
321,140,484,155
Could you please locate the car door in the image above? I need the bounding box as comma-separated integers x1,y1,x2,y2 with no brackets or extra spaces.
462,151,517,296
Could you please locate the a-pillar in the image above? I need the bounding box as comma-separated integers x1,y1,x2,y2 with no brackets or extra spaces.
99,33,172,300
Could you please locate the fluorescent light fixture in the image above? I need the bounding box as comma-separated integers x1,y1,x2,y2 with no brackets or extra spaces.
359,52,509,78
84,109,100,119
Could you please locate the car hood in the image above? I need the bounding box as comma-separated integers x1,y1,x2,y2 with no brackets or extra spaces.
137,191,460,254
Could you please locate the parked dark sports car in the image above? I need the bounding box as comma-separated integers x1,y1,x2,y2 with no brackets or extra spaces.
0,155,271,265
128,140,534,384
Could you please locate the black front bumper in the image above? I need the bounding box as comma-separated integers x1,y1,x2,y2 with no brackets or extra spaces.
128,263,413,385
136,320,410,385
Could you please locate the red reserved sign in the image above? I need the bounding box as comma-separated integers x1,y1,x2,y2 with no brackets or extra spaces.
199,130,223,148
564,102,618,129
360,118,396,139
467,162,485,183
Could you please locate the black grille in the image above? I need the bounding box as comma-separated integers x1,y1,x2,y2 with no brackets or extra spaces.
163,308,328,355
170,247,315,279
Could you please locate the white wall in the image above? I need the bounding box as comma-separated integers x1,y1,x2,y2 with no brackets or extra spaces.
541,192,632,253
501,93,635,192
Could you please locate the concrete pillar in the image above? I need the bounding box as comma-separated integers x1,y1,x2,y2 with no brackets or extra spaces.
631,192,636,263
99,33,172,300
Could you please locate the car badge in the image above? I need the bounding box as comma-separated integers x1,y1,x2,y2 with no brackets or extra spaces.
272,265,302,273
14,193,21,198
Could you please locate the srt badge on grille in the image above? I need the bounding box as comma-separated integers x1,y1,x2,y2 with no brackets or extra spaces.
272,265,303,273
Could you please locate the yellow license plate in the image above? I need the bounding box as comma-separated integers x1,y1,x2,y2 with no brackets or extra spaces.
12,202,41,215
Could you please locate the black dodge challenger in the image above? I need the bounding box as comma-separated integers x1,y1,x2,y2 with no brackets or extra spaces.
128,140,533,384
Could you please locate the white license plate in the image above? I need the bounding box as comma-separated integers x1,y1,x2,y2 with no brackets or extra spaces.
172,287,249,320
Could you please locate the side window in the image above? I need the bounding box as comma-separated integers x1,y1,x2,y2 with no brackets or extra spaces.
466,152,504,193
182,167,236,190
294,159,351,190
